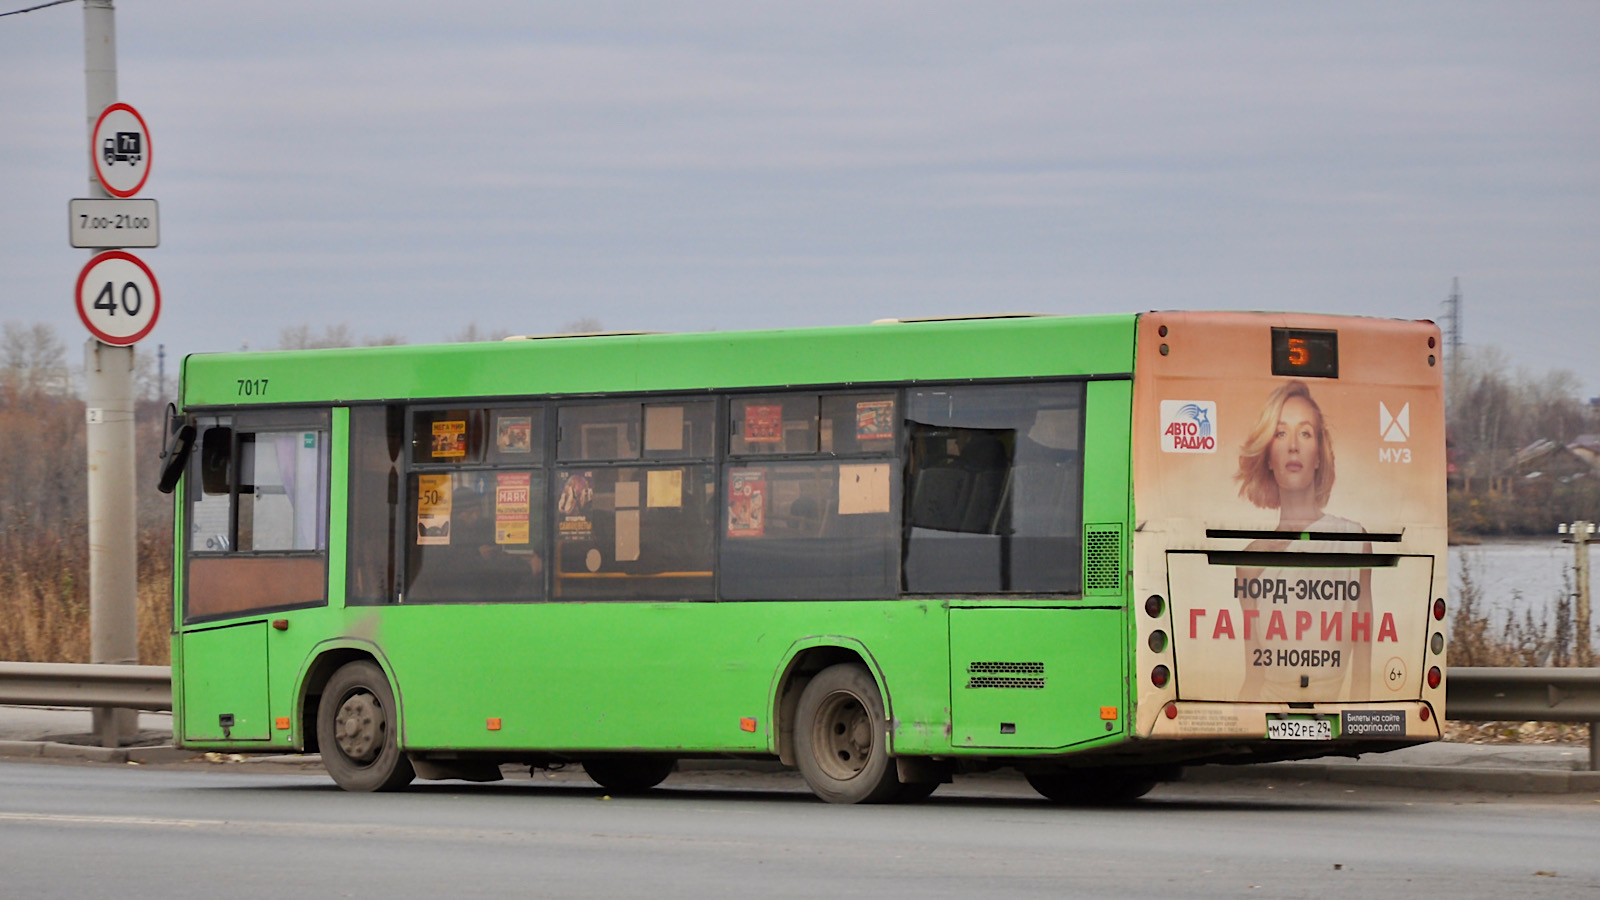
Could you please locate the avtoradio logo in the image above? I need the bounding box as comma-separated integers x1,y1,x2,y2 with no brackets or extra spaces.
1160,400,1218,453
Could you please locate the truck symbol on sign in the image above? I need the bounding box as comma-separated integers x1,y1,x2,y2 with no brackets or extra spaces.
102,132,142,166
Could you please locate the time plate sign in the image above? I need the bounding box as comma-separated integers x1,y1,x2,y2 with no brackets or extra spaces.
69,198,159,249
76,250,161,346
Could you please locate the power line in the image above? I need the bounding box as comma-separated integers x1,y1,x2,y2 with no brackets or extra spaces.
0,0,76,19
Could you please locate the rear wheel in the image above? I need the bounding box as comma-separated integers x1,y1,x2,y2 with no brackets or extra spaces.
894,780,941,803
582,757,677,794
793,663,904,804
316,661,415,792
1025,767,1159,805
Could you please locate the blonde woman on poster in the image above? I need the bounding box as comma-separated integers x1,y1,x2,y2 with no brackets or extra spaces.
1234,381,1372,701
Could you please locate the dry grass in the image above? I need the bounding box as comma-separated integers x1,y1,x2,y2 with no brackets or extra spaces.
1446,554,1591,744
0,526,171,665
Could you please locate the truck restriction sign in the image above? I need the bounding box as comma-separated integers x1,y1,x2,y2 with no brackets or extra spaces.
91,103,152,198
76,250,161,346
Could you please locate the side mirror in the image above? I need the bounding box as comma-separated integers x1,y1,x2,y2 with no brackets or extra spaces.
157,402,198,494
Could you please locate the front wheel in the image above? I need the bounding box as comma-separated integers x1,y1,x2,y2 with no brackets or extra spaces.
316,661,415,792
793,664,904,804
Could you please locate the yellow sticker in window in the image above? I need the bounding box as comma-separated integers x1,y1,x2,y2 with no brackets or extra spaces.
647,469,683,508
432,420,467,459
495,472,530,545
417,474,452,545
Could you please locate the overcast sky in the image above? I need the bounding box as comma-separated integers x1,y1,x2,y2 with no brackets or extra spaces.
2,2,1596,395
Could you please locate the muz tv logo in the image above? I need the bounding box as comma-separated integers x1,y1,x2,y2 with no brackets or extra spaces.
1379,401,1410,464
1160,400,1217,453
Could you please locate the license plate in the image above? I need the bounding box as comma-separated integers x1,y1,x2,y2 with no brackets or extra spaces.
1266,717,1332,740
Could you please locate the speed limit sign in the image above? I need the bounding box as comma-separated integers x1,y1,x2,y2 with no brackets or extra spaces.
76,250,160,346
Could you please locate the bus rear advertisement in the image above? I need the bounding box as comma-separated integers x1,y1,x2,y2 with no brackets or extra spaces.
162,311,1447,803
1131,312,1446,750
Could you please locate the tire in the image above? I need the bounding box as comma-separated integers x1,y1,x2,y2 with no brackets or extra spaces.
1025,767,1159,805
582,757,677,794
317,661,415,792
793,663,903,804
894,780,941,803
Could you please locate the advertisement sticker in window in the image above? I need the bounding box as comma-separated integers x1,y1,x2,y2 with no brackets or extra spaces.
417,474,452,545
856,400,895,441
495,472,531,545
728,468,766,537
432,420,467,459
744,405,782,444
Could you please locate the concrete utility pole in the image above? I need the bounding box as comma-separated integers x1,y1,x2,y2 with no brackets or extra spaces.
84,0,140,747
1562,521,1594,667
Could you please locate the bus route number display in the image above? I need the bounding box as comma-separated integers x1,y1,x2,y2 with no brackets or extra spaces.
1270,328,1338,378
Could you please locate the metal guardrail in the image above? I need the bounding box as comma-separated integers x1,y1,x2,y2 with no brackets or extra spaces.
1446,667,1600,722
0,662,172,711
0,663,1595,724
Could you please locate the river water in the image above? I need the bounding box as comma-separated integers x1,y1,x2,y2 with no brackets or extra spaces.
1449,538,1587,624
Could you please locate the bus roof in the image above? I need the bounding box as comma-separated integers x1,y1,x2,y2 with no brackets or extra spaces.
179,314,1139,408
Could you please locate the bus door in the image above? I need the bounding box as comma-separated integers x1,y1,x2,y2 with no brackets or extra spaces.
180,411,331,743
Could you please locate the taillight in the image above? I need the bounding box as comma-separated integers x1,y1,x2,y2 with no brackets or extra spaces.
1151,665,1170,689
1145,595,1165,618
1427,666,1442,689
1433,598,1446,621
1419,706,1431,722
1148,630,1168,653
1430,633,1445,655
1163,702,1178,719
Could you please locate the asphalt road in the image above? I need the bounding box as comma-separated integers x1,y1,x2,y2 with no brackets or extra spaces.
1,759,1596,899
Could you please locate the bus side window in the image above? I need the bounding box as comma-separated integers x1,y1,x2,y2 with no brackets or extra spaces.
729,396,818,456
903,383,1084,594
185,410,330,622
721,460,899,600
199,425,233,495
348,405,405,605
558,404,641,461
551,465,715,600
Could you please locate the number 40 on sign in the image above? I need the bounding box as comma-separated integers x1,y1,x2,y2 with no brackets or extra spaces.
75,250,161,346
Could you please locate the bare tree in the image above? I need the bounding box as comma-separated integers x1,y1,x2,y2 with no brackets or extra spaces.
278,323,407,350
561,317,605,334
449,323,512,343
1,321,73,400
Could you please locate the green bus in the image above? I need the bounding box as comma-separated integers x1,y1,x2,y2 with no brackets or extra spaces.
163,311,1449,802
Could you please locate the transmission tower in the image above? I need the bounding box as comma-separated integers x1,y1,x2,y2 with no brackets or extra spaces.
1441,277,1462,360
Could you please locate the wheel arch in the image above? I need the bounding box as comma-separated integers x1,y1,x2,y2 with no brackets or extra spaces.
768,637,892,766
293,640,402,753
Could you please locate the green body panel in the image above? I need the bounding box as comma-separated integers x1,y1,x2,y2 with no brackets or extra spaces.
948,607,1125,749
173,315,1144,758
350,601,951,753
1081,380,1133,533
181,622,271,741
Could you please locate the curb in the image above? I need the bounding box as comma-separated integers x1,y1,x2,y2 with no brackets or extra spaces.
0,740,196,765
1183,761,1600,794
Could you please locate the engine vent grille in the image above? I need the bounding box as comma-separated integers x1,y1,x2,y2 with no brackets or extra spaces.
968,661,1044,675
1084,524,1123,595
966,676,1046,690
965,661,1046,689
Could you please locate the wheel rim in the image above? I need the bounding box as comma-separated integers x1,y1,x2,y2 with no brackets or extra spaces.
811,690,874,781
334,691,383,764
